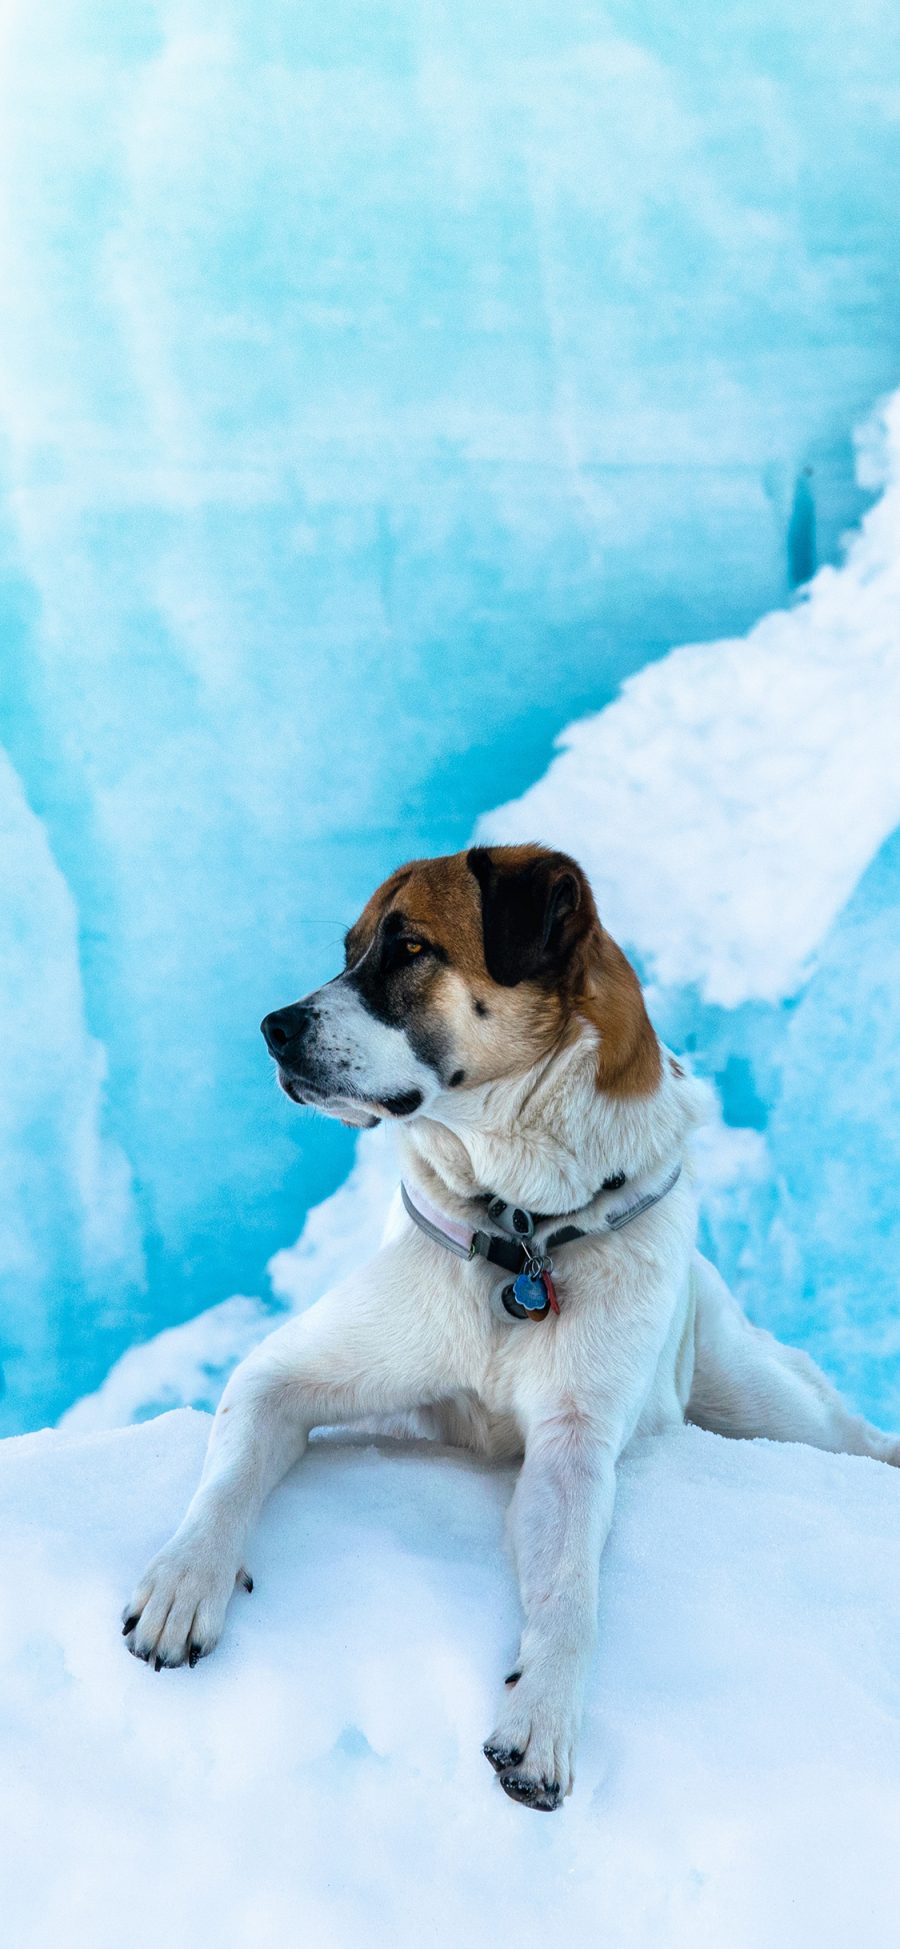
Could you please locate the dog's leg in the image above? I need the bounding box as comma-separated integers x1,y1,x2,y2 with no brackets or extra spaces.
122,1242,459,1669
483,1409,615,1811
122,1343,306,1669
688,1252,899,1462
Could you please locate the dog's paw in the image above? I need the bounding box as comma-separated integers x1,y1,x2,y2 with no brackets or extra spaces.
483,1667,578,1811
121,1533,252,1671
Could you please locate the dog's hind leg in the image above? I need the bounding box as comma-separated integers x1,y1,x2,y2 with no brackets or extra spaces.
687,1252,898,1463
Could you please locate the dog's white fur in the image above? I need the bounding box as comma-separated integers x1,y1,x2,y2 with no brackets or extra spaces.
124,1003,898,1808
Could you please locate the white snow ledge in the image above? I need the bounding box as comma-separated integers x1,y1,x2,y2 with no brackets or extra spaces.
3,1410,900,1947
481,391,900,1006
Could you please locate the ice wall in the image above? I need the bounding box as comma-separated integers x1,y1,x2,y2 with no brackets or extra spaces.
2,0,900,1429
0,751,144,1417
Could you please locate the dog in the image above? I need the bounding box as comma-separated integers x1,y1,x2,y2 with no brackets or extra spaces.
122,844,899,1811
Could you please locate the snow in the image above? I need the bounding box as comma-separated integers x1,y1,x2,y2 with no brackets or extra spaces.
58,1293,281,1435
481,390,900,1008
61,1122,403,1432
3,1409,900,1946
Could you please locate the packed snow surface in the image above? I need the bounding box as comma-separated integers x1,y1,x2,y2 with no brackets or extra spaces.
3,1410,900,1947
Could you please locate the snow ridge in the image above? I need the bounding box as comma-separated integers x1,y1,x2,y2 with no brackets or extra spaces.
482,393,900,1006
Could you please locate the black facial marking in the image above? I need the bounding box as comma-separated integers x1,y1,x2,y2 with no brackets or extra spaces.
473,997,489,1017
343,909,452,1082
449,1068,465,1087
381,909,448,965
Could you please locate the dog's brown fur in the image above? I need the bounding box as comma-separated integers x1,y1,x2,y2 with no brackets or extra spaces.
346,845,661,1100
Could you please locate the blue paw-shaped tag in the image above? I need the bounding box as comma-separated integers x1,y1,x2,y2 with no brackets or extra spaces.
512,1272,550,1313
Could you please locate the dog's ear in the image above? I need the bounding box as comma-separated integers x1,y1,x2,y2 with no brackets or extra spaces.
466,846,590,987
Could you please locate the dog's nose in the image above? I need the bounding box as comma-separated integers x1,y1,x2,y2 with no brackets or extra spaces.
260,1003,313,1057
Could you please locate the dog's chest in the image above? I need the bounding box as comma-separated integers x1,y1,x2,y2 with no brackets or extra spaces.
460,1227,693,1431
466,1245,625,1406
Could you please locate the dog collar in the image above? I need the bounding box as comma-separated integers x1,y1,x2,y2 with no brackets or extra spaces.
400,1164,682,1322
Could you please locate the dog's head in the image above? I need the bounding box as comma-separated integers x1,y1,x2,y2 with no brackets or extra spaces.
261,845,659,1126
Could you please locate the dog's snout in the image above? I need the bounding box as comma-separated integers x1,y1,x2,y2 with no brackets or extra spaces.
260,1003,314,1057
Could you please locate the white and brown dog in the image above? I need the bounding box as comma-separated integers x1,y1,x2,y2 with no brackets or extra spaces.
123,845,898,1810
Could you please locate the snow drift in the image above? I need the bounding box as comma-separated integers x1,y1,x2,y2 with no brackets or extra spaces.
481,392,900,1009
3,1411,900,1947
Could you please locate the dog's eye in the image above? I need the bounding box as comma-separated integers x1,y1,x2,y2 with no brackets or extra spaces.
381,928,438,972
390,937,430,968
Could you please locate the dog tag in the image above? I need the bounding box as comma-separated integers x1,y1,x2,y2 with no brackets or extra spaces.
542,1267,560,1315
511,1271,552,1319
501,1277,548,1321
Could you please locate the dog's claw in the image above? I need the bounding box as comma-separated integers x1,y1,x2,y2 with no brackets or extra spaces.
122,1614,139,1636
499,1771,562,1812
239,1569,253,1594
504,1670,521,1687
483,1741,523,1774
189,1644,202,1668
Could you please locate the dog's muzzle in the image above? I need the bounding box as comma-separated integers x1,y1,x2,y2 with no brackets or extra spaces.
260,1002,321,1101
260,1001,316,1063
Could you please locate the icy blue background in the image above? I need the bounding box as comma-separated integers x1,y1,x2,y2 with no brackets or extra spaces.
1,0,899,1431
648,823,900,1430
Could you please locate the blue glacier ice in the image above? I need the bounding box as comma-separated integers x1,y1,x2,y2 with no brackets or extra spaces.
641,829,900,1431
732,830,900,1428
2,0,900,1430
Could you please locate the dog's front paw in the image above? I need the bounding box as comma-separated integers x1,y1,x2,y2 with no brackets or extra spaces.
483,1667,579,1811
121,1531,252,1671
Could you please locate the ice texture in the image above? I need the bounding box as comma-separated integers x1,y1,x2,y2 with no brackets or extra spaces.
3,1408,900,1945
0,751,144,1417
3,0,900,1428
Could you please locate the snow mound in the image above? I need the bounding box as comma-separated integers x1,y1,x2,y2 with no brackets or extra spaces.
3,1411,900,1947
62,1125,402,1431
481,393,900,1007
58,1293,283,1435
